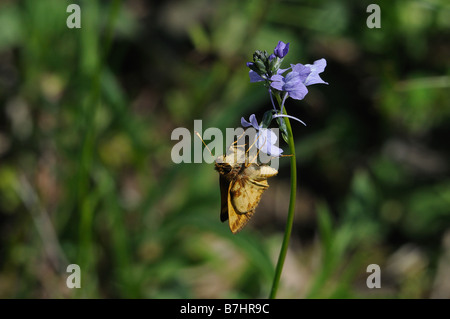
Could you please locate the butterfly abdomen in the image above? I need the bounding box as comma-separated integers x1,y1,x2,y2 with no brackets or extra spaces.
258,166,278,178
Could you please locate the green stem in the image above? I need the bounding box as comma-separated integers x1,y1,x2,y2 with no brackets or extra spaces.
269,95,297,299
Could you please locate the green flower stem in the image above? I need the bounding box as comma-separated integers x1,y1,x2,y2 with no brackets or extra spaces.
269,94,297,299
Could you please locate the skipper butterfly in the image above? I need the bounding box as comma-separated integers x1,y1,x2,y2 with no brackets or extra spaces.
215,142,277,233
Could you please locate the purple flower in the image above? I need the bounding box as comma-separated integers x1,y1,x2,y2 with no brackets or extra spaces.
270,71,308,100
270,58,328,100
256,128,283,157
246,62,264,83
248,66,289,84
249,70,265,83
273,41,290,58
292,58,328,86
289,63,311,80
241,114,260,129
241,114,283,157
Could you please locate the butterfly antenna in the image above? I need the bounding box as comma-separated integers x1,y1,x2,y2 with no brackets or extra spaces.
246,132,260,154
194,131,214,158
231,130,247,147
249,145,262,164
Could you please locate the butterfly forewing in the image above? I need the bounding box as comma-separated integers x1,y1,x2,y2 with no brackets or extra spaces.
227,187,255,234
219,175,230,222
230,175,268,214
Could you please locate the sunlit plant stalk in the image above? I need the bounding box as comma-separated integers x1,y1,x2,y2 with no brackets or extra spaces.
269,92,297,299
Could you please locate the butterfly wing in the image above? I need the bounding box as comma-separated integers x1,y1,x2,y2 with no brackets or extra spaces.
227,178,257,234
219,175,230,222
230,176,268,212
217,144,246,227
232,164,277,213
227,165,277,233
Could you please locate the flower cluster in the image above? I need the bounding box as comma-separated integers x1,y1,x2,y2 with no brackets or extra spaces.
242,41,328,157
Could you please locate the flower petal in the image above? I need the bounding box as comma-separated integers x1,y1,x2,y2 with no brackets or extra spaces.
310,58,327,73
271,71,309,100
241,114,260,129
273,41,290,58
249,70,265,83
304,58,328,86
256,128,283,157
288,83,308,100
241,117,252,128
249,114,259,129
277,67,290,75
283,72,302,91
290,63,311,83
270,74,285,91
267,144,283,157
262,143,283,157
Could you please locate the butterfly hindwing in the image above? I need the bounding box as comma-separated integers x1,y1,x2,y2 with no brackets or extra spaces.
227,180,255,234
230,173,268,214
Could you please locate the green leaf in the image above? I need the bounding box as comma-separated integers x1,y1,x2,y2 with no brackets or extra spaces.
276,116,289,143
261,110,273,128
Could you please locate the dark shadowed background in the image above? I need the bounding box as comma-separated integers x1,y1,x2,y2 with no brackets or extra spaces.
0,0,449,298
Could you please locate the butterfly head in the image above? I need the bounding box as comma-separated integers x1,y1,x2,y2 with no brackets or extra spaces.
215,156,233,175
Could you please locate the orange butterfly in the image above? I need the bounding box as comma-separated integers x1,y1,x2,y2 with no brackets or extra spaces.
215,142,277,233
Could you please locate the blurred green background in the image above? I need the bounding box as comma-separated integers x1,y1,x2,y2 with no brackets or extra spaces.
0,0,449,298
